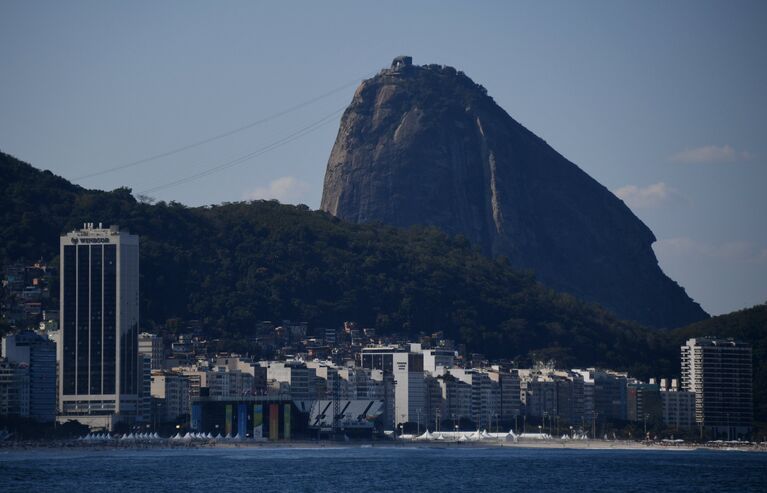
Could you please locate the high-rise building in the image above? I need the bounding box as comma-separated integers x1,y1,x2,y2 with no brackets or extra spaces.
58,223,140,430
2,330,56,422
361,346,425,428
681,337,753,438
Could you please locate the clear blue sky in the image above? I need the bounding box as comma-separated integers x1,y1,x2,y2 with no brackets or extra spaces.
1,1,765,316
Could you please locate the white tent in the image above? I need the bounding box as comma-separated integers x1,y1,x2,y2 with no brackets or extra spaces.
415,430,433,441
519,432,551,440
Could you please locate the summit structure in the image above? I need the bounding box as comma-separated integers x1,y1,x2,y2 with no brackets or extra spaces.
321,57,707,328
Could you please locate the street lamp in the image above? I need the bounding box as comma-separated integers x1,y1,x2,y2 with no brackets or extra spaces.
416,408,421,435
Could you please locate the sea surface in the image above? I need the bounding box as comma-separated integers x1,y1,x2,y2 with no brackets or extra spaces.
1,446,765,492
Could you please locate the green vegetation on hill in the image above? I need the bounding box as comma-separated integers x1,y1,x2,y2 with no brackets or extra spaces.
1,151,765,422
0,151,674,374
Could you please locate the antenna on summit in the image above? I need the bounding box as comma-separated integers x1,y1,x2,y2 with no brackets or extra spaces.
391,56,413,71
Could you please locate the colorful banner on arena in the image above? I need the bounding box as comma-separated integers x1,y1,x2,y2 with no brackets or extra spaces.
253,404,263,439
238,403,248,438
284,404,291,440
269,403,279,440
225,404,232,436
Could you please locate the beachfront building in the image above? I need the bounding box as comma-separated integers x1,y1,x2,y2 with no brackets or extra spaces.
360,346,426,429
573,368,628,422
659,378,695,430
626,380,662,428
57,224,140,430
682,337,753,439
445,368,498,430
487,366,521,424
519,368,586,429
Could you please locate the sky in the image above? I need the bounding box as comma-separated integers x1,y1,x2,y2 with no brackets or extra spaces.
1,1,765,316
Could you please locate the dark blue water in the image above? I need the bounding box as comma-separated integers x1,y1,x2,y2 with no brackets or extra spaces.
1,446,765,492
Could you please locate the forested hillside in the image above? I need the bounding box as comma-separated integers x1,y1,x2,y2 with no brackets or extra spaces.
0,151,675,376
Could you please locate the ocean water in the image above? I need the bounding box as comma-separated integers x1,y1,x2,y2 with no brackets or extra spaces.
1,446,765,492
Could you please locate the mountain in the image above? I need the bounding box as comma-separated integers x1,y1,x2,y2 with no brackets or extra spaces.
321,57,707,329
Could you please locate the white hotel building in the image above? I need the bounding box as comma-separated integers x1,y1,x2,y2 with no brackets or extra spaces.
57,223,140,429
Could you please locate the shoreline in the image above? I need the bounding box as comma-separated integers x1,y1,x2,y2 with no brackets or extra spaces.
1,438,765,453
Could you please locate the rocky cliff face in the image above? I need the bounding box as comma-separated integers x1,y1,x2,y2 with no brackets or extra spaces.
321,57,708,328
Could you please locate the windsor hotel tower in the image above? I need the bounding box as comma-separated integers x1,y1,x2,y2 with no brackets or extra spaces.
57,223,139,429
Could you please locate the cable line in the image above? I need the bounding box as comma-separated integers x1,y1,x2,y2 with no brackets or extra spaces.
75,73,370,181
138,105,345,195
